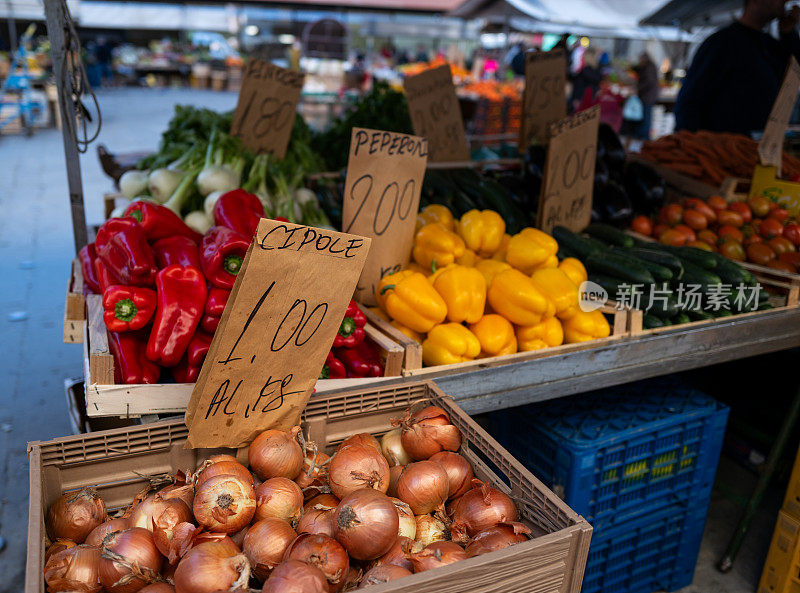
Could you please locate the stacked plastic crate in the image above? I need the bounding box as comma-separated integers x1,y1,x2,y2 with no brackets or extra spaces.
759,447,800,593
487,378,729,593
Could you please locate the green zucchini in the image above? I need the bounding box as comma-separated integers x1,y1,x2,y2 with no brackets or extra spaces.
647,292,681,319
552,226,606,260
611,248,673,282
672,312,691,325
584,223,635,248
643,314,666,329
587,274,624,300
661,245,718,270
586,251,655,285
711,308,733,318
707,252,749,286
626,247,684,280
678,260,722,288
688,309,715,321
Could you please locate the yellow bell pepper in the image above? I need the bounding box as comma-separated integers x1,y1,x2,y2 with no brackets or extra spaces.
405,261,428,276
559,257,588,286
530,268,580,321
505,228,559,274
515,318,564,351
469,314,517,357
376,271,447,333
532,254,559,271
457,210,506,257
562,309,611,343
416,204,455,232
390,320,423,343
456,249,480,267
475,259,511,287
487,268,555,326
422,323,481,366
491,234,511,261
368,306,391,322
430,265,486,324
412,223,465,270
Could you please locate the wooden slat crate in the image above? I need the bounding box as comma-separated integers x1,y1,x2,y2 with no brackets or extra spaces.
63,259,85,344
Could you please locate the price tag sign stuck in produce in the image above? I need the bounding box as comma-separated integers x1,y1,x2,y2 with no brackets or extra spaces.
404,64,470,163
519,49,567,150
230,59,305,158
184,219,370,449
343,127,428,305
759,55,800,173
538,105,600,234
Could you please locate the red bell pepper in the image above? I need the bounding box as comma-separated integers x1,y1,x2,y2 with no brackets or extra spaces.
95,218,157,287
152,236,201,269
94,259,115,293
172,356,201,383
78,243,101,294
200,226,250,289
171,330,214,383
108,330,161,384
212,189,265,238
201,314,221,334
319,351,346,379
335,341,384,378
124,201,202,243
201,287,230,333
333,300,366,348
102,285,157,332
146,265,207,367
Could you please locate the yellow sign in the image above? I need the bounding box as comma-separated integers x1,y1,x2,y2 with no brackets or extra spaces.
749,164,800,216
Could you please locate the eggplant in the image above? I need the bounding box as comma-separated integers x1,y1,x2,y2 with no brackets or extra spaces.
592,180,633,225
598,123,626,178
595,157,610,187
624,161,666,215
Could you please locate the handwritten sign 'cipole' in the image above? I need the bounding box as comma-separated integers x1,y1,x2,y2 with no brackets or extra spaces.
184,219,370,449
538,106,600,234
231,59,305,158
759,56,800,174
519,49,567,151
343,128,428,305
404,64,470,162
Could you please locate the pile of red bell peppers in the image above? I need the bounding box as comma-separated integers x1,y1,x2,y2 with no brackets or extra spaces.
78,190,272,384
319,300,384,379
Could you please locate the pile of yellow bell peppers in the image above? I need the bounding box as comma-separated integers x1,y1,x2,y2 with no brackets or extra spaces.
372,204,611,367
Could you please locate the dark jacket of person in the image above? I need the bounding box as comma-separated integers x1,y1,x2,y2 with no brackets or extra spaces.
675,21,800,135
571,65,602,106
637,59,659,105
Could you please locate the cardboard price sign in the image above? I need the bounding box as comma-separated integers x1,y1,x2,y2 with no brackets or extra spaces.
184,219,370,449
343,128,428,305
519,49,567,150
230,59,305,158
404,64,470,163
759,56,800,173
538,106,600,234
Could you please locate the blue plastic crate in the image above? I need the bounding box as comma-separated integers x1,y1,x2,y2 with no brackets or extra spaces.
487,378,728,528
581,500,708,593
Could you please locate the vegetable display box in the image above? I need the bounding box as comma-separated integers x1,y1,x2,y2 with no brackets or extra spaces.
26,381,592,593
82,293,404,418
64,259,85,344
759,510,800,593
485,377,728,530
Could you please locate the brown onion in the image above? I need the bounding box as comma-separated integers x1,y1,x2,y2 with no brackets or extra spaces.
295,449,330,494
429,451,474,500
193,474,256,534
158,472,195,509
386,465,403,498
194,459,254,488
304,493,339,512
44,544,102,593
249,427,304,481
397,406,461,461
333,489,398,561
229,525,249,549
86,518,131,547
328,444,390,499
162,522,239,565
174,541,250,593
380,429,411,467
389,498,416,539
283,533,349,592
465,523,531,557
255,478,304,527
131,493,193,535
139,585,175,593
396,460,449,515
342,566,363,591
243,518,297,581
262,560,329,593
47,488,107,544
337,433,381,453
415,514,449,546
368,536,421,572
359,564,412,588
408,541,467,572
45,539,77,563
99,527,163,593
450,480,518,541
297,506,336,538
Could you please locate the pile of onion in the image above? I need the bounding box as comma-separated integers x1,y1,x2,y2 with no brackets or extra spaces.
450,480,518,541
263,559,329,593
47,488,107,544
255,477,304,526
397,406,461,461
99,527,163,592
243,518,297,580
395,460,449,515
295,448,330,494
193,473,256,534
44,544,101,593
359,564,413,588
283,533,350,591
380,429,411,467
173,540,250,593
333,489,398,561
249,427,304,480
297,494,338,537
328,444,390,499
409,541,468,572
464,523,531,557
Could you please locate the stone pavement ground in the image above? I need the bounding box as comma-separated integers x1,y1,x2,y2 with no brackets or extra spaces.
0,86,776,592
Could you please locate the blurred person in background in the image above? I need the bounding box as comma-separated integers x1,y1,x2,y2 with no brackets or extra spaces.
96,36,113,86
634,52,659,139
675,0,800,134
570,47,601,111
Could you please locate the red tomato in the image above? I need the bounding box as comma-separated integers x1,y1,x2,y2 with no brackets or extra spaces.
768,260,797,273
748,195,771,218
673,224,697,242
718,225,744,244
717,210,744,227
728,202,752,223
660,228,688,246
760,217,784,239
682,209,708,231
631,215,653,236
746,242,777,265
707,195,728,211
664,204,684,226
697,229,718,245
768,207,790,223
744,234,763,247
719,240,746,261
784,222,800,246
768,236,796,254
779,251,800,269
688,240,714,251
653,223,669,238
685,199,718,223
